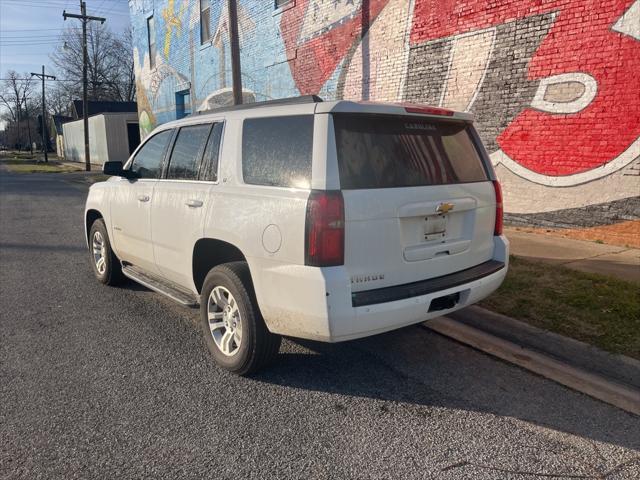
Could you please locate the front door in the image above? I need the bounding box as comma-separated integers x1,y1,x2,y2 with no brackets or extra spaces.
110,128,174,274
151,122,223,289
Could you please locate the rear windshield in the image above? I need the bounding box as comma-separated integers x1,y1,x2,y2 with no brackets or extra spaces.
333,114,488,189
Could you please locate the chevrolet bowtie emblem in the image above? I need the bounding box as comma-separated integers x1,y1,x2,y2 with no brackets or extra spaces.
436,202,455,214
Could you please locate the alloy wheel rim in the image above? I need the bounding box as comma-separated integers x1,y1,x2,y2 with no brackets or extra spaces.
207,286,242,356
92,231,106,275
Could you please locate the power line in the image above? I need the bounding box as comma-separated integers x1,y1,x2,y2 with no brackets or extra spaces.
1,40,66,43
0,52,60,56
0,44,63,47
3,0,73,3
95,0,125,16
1,31,77,36
1,35,71,39
2,0,80,5
0,78,77,82
93,0,108,14
1,37,67,40
2,0,129,14
1,28,82,32
2,2,78,9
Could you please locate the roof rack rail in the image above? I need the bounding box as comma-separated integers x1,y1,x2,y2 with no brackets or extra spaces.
195,95,323,116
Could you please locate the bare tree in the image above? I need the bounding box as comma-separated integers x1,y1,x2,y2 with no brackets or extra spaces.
47,82,75,117
50,24,136,104
108,28,136,102
0,71,34,123
0,71,36,149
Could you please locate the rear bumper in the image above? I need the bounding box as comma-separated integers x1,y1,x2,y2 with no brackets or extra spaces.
255,235,509,342
351,260,504,307
326,262,507,342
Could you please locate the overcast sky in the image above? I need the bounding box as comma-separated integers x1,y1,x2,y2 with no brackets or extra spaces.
0,0,131,95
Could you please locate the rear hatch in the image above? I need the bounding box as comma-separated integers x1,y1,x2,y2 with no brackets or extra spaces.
332,112,497,293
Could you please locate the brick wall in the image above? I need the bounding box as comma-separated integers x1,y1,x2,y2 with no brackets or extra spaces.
129,0,640,227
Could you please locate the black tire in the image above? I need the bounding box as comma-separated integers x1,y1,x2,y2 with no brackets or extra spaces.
199,261,281,375
88,218,124,286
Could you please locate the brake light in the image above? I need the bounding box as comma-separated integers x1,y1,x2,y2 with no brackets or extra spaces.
493,180,503,236
305,190,344,267
405,106,454,116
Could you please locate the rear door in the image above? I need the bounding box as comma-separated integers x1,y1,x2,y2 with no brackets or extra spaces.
110,128,173,273
151,122,223,289
331,113,496,292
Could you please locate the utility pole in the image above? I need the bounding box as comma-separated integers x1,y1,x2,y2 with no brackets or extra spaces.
22,92,33,155
30,66,55,162
16,94,22,151
227,0,243,105
63,1,105,171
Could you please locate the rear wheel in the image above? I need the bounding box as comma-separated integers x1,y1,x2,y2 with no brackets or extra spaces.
89,219,123,285
199,262,281,375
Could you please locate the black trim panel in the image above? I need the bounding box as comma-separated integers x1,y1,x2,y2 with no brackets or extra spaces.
351,260,505,307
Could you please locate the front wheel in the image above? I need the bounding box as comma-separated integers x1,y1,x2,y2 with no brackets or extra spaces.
89,219,123,285
199,262,281,375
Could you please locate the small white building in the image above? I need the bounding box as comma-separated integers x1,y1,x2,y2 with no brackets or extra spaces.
63,112,140,165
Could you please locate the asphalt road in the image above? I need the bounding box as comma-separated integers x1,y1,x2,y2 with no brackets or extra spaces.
1,169,639,479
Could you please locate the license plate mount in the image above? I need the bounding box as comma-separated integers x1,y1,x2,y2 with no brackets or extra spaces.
424,214,447,241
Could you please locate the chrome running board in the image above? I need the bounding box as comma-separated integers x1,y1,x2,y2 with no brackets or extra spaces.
122,265,199,307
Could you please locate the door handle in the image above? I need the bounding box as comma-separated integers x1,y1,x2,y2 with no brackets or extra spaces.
137,195,150,202
185,199,203,208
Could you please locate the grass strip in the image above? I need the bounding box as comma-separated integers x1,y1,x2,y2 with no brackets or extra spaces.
480,255,640,359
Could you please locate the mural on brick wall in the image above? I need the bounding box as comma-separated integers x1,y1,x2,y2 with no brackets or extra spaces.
129,0,639,221
281,0,640,187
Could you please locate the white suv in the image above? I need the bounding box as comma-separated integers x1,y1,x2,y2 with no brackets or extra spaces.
85,96,508,374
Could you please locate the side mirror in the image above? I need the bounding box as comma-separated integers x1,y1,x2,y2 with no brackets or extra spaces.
103,161,137,179
103,161,124,176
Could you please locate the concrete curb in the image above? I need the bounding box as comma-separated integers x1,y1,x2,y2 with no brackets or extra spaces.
448,306,640,388
423,316,640,416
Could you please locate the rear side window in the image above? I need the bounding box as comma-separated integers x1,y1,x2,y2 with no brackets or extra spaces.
167,124,211,180
130,129,173,179
242,115,313,189
333,114,488,189
200,122,223,182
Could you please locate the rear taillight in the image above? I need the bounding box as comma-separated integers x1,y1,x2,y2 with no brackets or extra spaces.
493,180,503,236
305,190,344,267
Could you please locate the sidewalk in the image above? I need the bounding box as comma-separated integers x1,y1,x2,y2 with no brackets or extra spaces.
58,160,103,171
12,153,103,171
505,226,640,282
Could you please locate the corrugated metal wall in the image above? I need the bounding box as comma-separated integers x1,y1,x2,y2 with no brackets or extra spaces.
103,113,138,162
62,113,138,165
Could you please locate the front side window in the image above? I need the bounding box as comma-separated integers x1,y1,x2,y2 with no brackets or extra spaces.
200,123,224,181
242,115,313,189
166,124,211,180
130,129,173,179
333,114,488,189
200,0,211,44
147,16,156,68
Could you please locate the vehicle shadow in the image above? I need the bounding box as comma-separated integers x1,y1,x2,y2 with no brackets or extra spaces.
253,326,640,452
